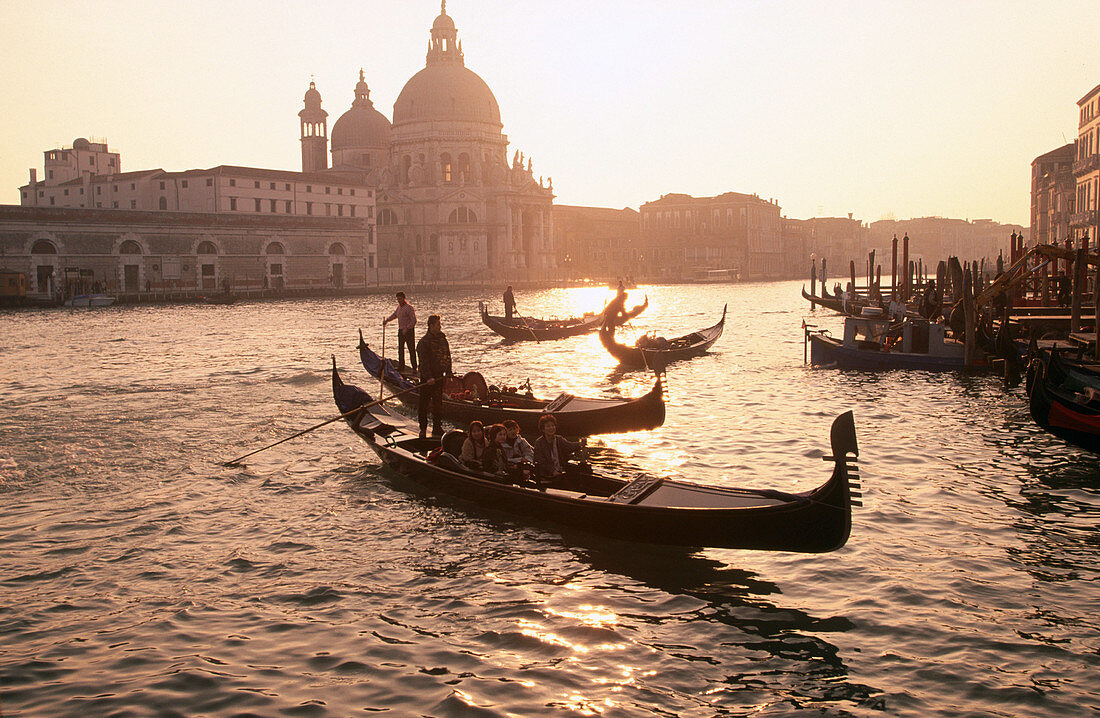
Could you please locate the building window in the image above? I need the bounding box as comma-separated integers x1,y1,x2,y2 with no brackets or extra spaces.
159,197,168,210
113,186,118,192
181,180,188,188
378,208,398,225
270,199,277,212
350,189,356,196
229,179,236,187
254,198,262,212
130,183,135,190
270,182,276,190
350,206,356,218
230,198,237,210
63,189,68,196
96,186,101,195
337,188,343,195
130,200,136,208
285,200,292,213
337,205,344,217
112,201,119,208
48,196,55,205
448,207,477,223
326,203,332,216
254,181,260,189
325,187,331,194
306,202,313,215
285,183,290,191
206,178,213,187
306,185,312,192
48,171,54,179
89,156,95,166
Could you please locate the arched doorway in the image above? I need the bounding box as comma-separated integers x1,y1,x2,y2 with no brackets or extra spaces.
30,238,58,297
328,243,345,288
197,241,218,291
119,239,143,292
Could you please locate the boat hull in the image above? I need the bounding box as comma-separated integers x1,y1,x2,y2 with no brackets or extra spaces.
359,337,664,435
480,297,648,342
600,305,726,368
808,333,970,371
333,362,857,552
1026,351,1100,454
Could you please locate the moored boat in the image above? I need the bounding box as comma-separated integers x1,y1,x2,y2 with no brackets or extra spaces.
806,315,986,371
64,293,115,308
599,305,726,369
479,295,648,342
358,332,665,435
1025,347,1100,454
333,360,860,552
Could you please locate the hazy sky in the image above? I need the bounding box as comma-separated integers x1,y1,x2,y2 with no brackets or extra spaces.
1,1,1096,225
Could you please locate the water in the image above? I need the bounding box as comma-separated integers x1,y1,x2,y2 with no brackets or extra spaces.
1,280,1097,717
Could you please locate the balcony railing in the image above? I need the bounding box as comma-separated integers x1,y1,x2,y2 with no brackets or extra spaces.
1073,154,1100,175
1069,210,1099,227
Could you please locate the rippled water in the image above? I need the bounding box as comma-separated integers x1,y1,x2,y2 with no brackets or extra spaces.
1,280,1098,717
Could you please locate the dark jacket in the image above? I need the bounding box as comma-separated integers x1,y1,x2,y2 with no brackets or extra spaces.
416,331,452,381
533,434,581,477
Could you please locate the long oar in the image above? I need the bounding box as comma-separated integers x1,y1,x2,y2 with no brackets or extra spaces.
379,320,387,398
515,308,540,343
221,381,428,466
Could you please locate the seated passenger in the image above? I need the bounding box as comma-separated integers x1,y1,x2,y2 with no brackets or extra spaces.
502,419,535,480
482,424,509,476
533,414,585,482
460,420,487,469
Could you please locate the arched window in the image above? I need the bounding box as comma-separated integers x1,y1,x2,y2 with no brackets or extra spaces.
440,152,452,183
158,197,168,210
458,152,471,180
266,242,285,255
447,207,477,224
329,243,346,255
119,240,143,254
197,241,218,254
31,239,57,254
378,208,398,225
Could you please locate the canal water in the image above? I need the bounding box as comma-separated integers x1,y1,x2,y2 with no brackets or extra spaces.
1,280,1097,717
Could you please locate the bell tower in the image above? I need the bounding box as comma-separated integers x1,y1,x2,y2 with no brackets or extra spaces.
299,79,329,172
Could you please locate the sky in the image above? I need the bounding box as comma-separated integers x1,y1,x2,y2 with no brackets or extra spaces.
1,0,1096,226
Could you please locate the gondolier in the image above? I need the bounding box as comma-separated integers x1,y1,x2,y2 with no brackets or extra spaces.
503,285,516,320
383,291,417,372
415,314,452,438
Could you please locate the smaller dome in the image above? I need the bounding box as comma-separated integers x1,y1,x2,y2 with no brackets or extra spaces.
73,138,91,150
303,80,321,104
432,13,455,31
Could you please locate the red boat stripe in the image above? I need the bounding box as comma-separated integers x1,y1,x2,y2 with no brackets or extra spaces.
1048,400,1100,433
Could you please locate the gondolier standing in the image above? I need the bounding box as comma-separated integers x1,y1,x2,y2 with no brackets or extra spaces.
383,291,417,372
503,285,516,319
416,314,452,438
603,285,628,324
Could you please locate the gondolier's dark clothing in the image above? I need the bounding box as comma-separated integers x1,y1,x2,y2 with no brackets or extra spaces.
533,434,582,478
416,331,452,436
503,288,516,320
385,303,418,370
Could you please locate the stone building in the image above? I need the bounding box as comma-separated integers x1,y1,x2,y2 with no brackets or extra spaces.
867,217,1020,269
638,192,783,280
305,6,556,282
1072,83,1100,248
551,205,639,281
1030,143,1076,246
0,205,375,300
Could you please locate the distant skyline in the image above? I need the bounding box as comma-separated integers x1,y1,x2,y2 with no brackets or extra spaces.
1,1,1096,227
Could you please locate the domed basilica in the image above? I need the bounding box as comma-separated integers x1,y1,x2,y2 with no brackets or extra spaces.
301,3,556,282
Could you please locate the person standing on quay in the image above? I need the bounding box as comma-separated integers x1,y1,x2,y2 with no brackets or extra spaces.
383,291,417,372
503,285,516,320
416,314,452,438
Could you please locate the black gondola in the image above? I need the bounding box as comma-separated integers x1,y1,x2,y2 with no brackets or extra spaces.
333,360,860,552
599,305,727,368
358,332,665,435
479,296,648,342
1025,347,1100,454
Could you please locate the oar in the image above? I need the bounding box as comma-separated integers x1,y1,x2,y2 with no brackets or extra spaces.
515,308,540,343
379,319,387,399
220,381,429,466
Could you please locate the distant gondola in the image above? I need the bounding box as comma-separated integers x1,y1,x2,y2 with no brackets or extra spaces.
479,295,648,342
1025,347,1100,454
599,305,726,369
358,333,665,435
332,360,860,552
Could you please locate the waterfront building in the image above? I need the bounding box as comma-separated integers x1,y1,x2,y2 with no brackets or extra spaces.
311,7,556,282
0,205,379,300
638,192,783,280
551,205,639,281
867,217,1021,270
1030,144,1076,246
1072,83,1100,248
802,216,870,280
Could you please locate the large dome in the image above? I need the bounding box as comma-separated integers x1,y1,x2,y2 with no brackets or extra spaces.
393,64,501,127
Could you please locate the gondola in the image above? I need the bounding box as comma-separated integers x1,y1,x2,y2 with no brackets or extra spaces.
802,285,867,315
478,295,648,342
1025,347,1100,454
202,293,237,305
599,305,726,368
358,332,665,435
333,360,860,552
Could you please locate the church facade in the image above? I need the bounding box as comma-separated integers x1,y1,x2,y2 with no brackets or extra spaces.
305,5,557,282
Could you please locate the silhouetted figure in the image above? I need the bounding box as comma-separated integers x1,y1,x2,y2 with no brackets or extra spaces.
384,291,418,371
416,314,452,438
503,285,516,320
